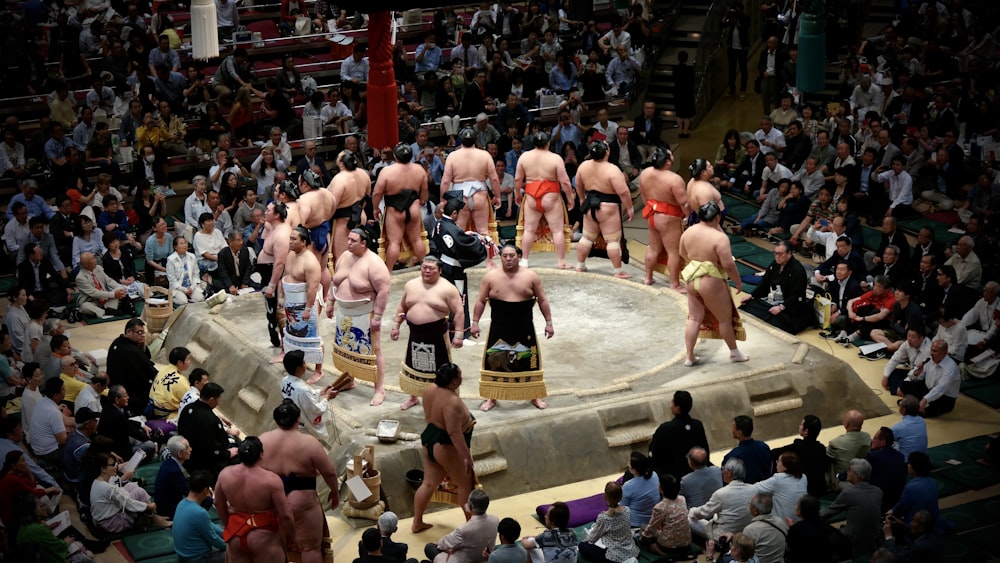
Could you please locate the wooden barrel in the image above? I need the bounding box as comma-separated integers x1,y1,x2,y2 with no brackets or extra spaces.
143,287,173,335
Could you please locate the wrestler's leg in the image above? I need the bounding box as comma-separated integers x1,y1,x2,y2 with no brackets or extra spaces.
288,491,324,563
384,209,406,269
244,529,285,563
226,539,253,563
457,206,473,231
701,276,748,361
471,192,491,235
541,193,568,268
664,217,686,292
332,218,350,261
313,247,331,302
685,288,707,365
596,203,629,277
433,444,474,521
371,324,385,406
521,198,542,263
576,216,598,270
644,217,665,285
412,448,446,532
405,200,427,262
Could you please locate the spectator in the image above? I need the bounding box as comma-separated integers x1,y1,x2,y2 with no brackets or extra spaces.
741,240,811,334
415,35,443,73
172,470,226,562
177,382,237,478
785,495,832,563
251,147,287,198
898,339,960,417
933,304,968,362
579,482,638,563
962,281,999,349
881,509,943,563
868,282,922,354
649,390,710,479
866,427,908,513
90,451,159,533
96,385,156,462
75,375,108,417
522,501,578,563
881,327,932,395
741,492,787,563
621,452,659,527
820,262,864,337
826,410,871,490
688,458,756,539
679,447,722,509
834,276,896,346
424,489,498,563
210,47,251,103
167,237,206,304
76,251,127,318
150,347,193,423
639,473,691,558
194,212,226,276
723,415,772,484
19,242,73,307
822,458,882,557
754,451,808,523
605,45,641,99
358,511,415,563
944,235,983,290
490,518,527,563
7,180,53,221
29,377,70,466
144,218,173,284
154,435,192,519
106,318,158,413
63,407,100,486
889,452,939,525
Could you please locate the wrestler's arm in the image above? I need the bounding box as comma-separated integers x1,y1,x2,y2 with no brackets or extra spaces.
673,179,690,215
372,172,387,221
486,156,501,206
270,475,295,547
513,160,525,206
533,274,554,338
718,237,742,294
444,401,474,477
214,474,229,523
370,261,392,332
418,168,429,206
440,159,454,202
611,172,634,221
470,275,492,338
448,286,465,348
311,443,340,509
574,165,586,203
304,259,320,320
390,286,410,340
268,238,290,292
555,159,574,210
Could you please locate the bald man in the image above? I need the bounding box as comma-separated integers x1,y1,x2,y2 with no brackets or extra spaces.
827,409,871,490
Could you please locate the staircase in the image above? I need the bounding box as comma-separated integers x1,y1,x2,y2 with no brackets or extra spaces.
645,0,713,128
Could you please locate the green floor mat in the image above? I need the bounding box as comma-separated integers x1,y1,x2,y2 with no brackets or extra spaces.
930,473,967,498
722,193,754,208
727,233,746,244
83,301,145,325
897,216,952,242
726,203,759,222
137,555,181,563
0,275,16,295
120,529,175,560
960,523,1000,557
861,227,882,252
960,376,997,391
927,435,992,468
731,242,765,258
739,249,776,269
962,381,1000,408
939,496,1000,533
934,460,1000,491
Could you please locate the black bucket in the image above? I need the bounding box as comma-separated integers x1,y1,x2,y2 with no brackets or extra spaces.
405,469,424,491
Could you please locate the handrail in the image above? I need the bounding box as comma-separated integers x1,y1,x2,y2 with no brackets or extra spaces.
690,0,762,127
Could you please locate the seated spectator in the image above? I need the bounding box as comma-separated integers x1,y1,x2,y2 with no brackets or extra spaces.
820,262,864,338
90,451,159,533
193,212,227,276
772,415,828,497
63,407,100,486
781,121,812,171
579,482,638,563
881,327,932,395
358,511,416,563
76,252,130,318
639,474,691,558
754,452,808,523
20,299,48,364
605,45,641,99
17,363,42,440
155,100,188,156
723,416,772,484
177,382,238,478
741,241,811,334
522,502,578,563
58,356,92,405
13,493,95,562
621,452,659,527
4,203,30,257
490,518,527,563
155,436,192,519
898,339,960,417
251,147,287,198
150,347,192,424
868,244,906,290
172,470,226,562
869,282,923,355
688,458,756,539
215,231,259,295
424,489,498,563
821,459,882,558
889,452,939,526
791,188,836,247
96,385,157,462
101,235,144,299
944,235,983,290
1,127,26,180
71,215,105,271
933,305,968,362
167,237,206,304
75,375,108,417
935,265,977,319
866,427,907,514
18,242,73,307
679,447,723,509
96,196,141,252
741,493,787,563
28,378,70,466
961,281,999,350
3,288,30,357
826,409,871,490
0,450,61,524
145,218,173,284
833,276,896,346
881,509,943,562
785,495,831,563
740,178,788,235
16,217,66,279
792,157,825,198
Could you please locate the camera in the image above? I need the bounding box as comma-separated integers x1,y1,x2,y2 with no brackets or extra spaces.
714,535,731,555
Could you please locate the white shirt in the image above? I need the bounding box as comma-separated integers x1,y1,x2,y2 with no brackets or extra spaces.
593,120,618,141
601,30,632,52
193,229,227,260
934,322,968,361
876,170,913,209
923,355,960,402
76,384,103,415
166,251,200,291
280,375,329,441
755,127,786,155
754,472,809,522
961,297,1000,345
209,164,241,192
20,387,42,441
184,192,212,228
761,163,792,187
29,397,66,456
884,337,931,377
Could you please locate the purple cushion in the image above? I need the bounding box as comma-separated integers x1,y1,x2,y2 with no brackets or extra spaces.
536,493,607,528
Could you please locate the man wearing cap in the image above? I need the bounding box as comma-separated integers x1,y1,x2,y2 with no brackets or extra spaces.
260,400,340,563
431,200,490,344
639,147,688,289
441,128,501,239
328,150,371,260
260,202,292,348
327,228,392,406
185,175,213,230
63,407,100,485
515,132,574,269
277,226,325,383
574,141,634,278
391,256,464,410
298,170,336,296
373,144,430,270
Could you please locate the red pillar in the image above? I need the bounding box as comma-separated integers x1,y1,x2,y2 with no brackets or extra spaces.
365,11,398,149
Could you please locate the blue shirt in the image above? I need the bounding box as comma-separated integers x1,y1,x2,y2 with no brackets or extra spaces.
44,137,74,162
552,124,583,154
890,415,928,459
415,44,443,72
621,472,661,527
97,210,129,240
549,63,578,92
173,498,226,558
148,47,181,71
723,439,773,484
6,193,54,220
892,476,938,524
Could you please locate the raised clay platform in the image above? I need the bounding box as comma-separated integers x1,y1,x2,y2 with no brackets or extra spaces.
157,254,888,520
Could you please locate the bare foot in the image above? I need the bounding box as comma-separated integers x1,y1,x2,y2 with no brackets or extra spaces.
306,367,324,384
412,522,434,533
730,350,749,362
400,396,420,410
530,398,548,409
269,353,285,364
643,277,654,285
669,284,687,294
613,271,632,279
575,265,587,272
684,356,699,367
370,390,385,407
557,262,571,270
480,399,497,412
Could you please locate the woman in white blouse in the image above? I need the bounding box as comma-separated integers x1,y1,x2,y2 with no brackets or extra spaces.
192,212,227,275
71,216,106,274
90,452,157,534
166,236,205,304
754,451,808,523
250,146,287,197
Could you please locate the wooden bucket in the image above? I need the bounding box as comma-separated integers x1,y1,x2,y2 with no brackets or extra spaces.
347,445,381,509
142,286,173,335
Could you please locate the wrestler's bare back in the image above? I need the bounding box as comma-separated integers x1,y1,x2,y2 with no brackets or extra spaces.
400,278,457,324
217,464,291,514
328,169,370,209
299,189,335,229
441,147,499,190
259,429,337,483
687,179,724,213
376,162,429,199
259,222,291,265
640,167,687,206
331,251,383,300
576,159,628,196
517,149,571,187
679,222,731,264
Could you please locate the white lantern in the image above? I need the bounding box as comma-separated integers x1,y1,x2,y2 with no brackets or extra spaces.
191,0,220,60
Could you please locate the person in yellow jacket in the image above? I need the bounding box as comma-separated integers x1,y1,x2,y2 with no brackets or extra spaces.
149,346,192,422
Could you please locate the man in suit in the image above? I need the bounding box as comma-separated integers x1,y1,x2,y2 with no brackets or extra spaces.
910,254,942,317
106,318,159,414
910,227,946,273
936,265,976,317
741,240,811,334
723,140,765,196
17,242,73,306
132,144,169,186
154,435,191,519
821,458,883,558
871,217,911,271
76,252,128,317
757,36,786,114
96,384,157,461
424,489,498,562
295,140,332,185
900,138,926,186
649,390,710,479
824,262,864,334
358,511,413,563
214,231,257,295
460,70,495,118
630,100,665,162
177,382,238,479
608,126,642,191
